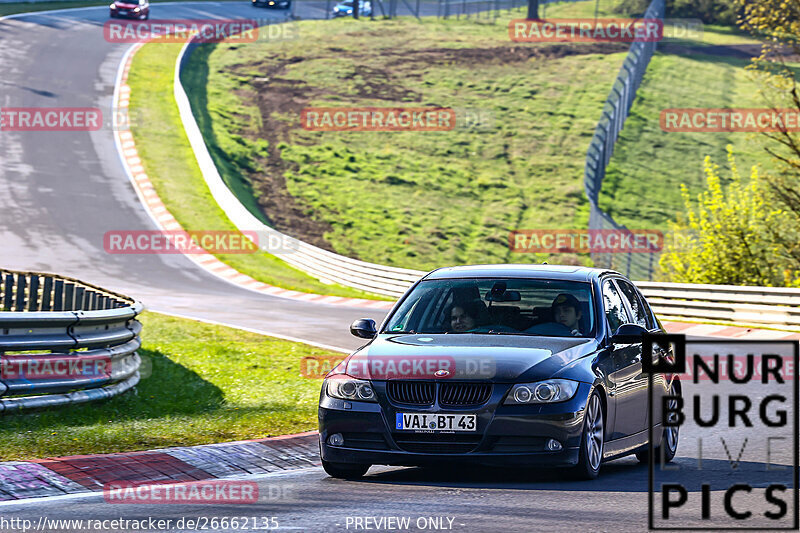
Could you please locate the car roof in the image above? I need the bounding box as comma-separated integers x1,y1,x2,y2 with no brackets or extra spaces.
422,264,619,282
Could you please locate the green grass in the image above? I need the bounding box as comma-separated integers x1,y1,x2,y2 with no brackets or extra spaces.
0,312,344,460
669,23,763,47
127,42,389,299
188,1,635,270
598,51,787,231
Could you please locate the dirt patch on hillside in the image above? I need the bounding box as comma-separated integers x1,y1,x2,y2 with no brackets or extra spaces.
228,43,628,253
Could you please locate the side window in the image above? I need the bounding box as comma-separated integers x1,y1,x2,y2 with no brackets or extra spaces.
602,280,629,333
616,280,649,328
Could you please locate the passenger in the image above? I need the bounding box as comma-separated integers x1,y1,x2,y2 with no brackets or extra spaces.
449,300,484,332
551,293,583,336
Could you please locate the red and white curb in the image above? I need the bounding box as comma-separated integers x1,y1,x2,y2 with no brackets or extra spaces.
112,44,393,311
662,321,800,340
0,432,319,502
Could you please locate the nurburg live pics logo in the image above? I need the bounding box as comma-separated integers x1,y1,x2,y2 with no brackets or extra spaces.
643,334,799,530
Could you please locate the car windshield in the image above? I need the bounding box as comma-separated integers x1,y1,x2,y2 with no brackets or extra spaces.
384,278,595,337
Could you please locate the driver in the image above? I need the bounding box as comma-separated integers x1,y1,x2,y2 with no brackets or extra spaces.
449,300,484,332
552,293,583,336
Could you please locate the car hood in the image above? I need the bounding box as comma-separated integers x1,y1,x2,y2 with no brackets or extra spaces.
114,2,139,7
343,334,598,382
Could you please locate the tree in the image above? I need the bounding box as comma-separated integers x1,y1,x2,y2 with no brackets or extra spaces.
737,0,800,271
527,0,539,20
615,0,738,24
659,147,800,287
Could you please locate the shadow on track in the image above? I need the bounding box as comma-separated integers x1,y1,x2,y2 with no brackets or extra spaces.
335,458,795,493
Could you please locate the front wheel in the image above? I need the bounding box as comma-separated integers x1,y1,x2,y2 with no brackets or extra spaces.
572,390,604,480
322,460,370,479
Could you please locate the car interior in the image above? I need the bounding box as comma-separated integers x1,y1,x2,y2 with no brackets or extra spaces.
387,279,595,336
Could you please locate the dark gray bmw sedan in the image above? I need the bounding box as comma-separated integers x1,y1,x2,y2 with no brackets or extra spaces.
319,264,680,480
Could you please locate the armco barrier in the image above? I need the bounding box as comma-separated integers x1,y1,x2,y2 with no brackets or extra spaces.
0,269,143,413
638,281,800,331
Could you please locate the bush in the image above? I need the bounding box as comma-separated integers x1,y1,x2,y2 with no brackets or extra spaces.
659,147,800,287
616,0,738,25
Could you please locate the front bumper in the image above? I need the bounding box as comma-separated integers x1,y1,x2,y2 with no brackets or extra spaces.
319,381,592,468
253,0,289,6
110,9,144,18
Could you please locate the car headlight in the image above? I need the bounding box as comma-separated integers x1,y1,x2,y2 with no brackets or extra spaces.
326,377,376,402
133,7,140,10
504,379,578,404
110,3,116,8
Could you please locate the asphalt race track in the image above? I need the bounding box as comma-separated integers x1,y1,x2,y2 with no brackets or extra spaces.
0,4,797,533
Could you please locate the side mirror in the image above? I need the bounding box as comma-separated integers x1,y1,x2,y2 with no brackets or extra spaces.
611,323,647,343
350,318,377,339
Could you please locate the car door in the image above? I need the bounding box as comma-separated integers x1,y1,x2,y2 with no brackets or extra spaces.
619,280,674,431
602,278,647,439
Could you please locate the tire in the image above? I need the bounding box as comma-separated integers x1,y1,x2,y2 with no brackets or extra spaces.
637,381,680,464
572,390,604,480
322,460,370,479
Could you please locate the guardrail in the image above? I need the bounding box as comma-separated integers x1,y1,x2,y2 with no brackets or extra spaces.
0,269,143,414
583,0,665,281
637,282,800,332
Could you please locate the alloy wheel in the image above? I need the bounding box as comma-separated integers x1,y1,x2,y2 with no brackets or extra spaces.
585,394,604,471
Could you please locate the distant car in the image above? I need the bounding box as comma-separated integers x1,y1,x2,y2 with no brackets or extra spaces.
109,0,149,19
332,0,372,17
252,0,291,8
319,264,681,480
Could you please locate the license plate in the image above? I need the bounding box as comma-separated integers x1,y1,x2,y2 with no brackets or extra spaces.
119,10,128,13
396,412,476,432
